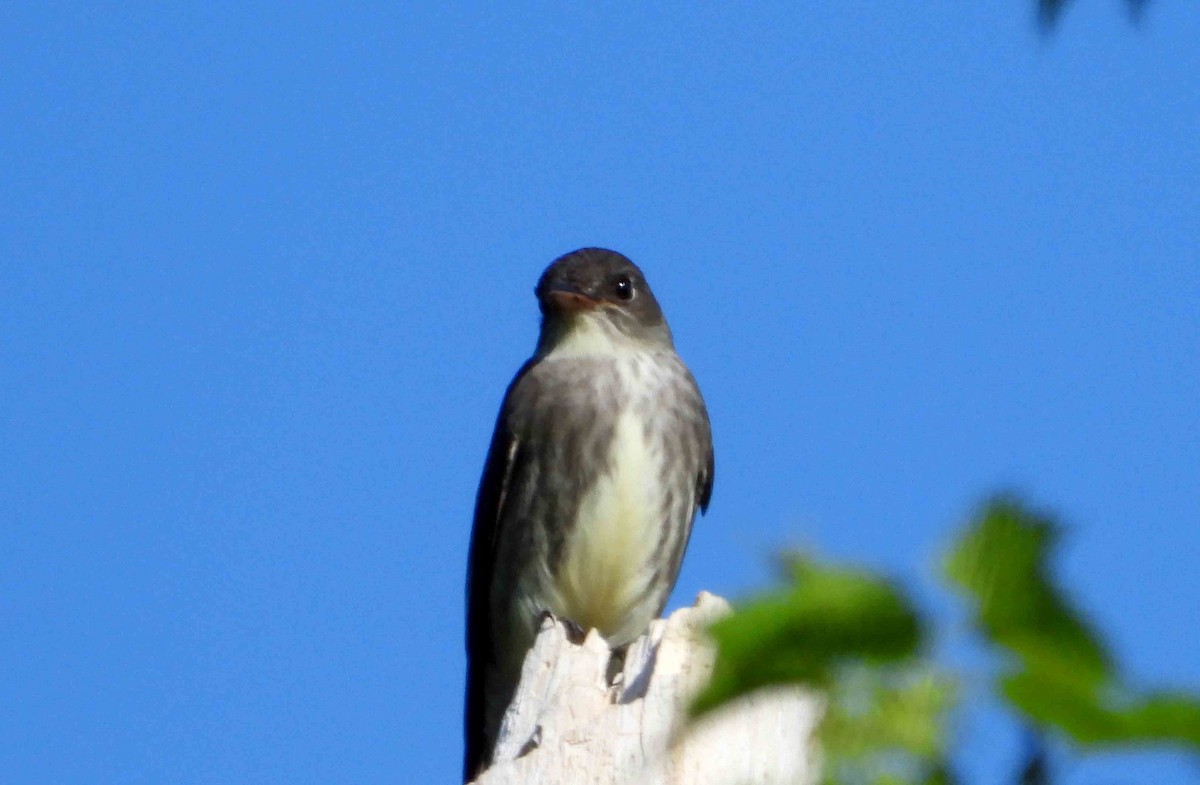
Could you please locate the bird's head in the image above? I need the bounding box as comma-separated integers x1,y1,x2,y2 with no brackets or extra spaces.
534,248,673,357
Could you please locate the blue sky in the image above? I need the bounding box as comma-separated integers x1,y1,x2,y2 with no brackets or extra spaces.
2,3,1197,784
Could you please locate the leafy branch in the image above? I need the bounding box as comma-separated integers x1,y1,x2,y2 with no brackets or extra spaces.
691,498,1200,784
946,499,1200,750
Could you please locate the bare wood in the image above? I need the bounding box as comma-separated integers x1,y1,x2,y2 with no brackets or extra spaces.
472,592,822,785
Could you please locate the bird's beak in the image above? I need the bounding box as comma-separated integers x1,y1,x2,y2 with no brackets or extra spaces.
543,282,601,312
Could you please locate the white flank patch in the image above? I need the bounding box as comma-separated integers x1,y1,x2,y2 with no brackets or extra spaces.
553,410,664,645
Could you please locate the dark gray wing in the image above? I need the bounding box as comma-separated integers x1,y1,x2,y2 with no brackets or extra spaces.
698,438,714,513
690,369,714,514
463,360,533,783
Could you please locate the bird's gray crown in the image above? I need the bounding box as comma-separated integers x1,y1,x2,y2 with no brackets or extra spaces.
534,248,672,349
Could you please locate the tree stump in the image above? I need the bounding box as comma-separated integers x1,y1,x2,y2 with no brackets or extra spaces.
473,592,822,785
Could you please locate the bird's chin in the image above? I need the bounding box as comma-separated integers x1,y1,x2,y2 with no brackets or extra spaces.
540,308,628,359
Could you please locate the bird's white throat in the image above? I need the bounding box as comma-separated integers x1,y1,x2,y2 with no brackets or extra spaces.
541,312,643,360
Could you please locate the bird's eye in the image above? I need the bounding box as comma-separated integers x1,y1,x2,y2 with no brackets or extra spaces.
613,274,634,301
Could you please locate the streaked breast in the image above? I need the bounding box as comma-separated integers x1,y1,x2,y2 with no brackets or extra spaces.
549,408,669,645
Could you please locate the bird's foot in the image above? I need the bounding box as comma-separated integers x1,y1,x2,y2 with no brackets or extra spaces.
561,617,588,644
537,610,589,644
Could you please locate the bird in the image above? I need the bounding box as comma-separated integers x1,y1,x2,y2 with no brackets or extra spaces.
464,247,714,782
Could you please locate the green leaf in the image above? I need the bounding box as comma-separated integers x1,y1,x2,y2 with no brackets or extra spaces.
1001,670,1123,742
804,662,957,784
944,498,1111,688
1118,693,1200,746
946,497,1200,753
820,666,956,761
1003,672,1200,748
691,554,923,718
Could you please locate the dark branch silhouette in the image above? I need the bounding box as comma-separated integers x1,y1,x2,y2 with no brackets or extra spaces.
1037,0,1150,31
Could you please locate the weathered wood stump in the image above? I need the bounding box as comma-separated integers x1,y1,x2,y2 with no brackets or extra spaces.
473,592,821,785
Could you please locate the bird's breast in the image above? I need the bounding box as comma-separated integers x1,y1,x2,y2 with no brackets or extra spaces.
549,407,670,645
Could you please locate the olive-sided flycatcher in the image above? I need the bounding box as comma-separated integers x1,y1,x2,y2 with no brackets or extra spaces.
464,248,714,782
